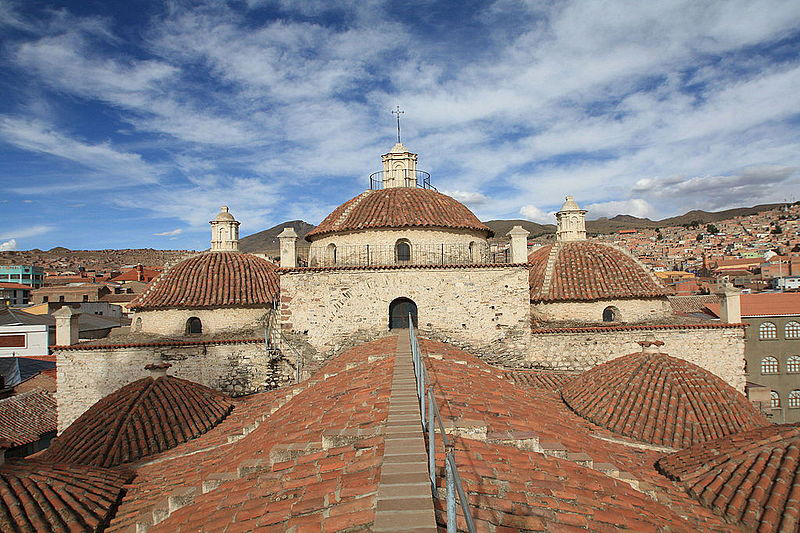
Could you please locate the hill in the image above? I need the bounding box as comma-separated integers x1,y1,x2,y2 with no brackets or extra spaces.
239,220,316,255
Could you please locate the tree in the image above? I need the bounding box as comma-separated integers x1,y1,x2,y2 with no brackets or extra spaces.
696,233,704,241
706,224,720,234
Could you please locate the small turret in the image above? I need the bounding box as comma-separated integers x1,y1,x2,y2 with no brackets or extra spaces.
555,196,588,242
210,206,240,252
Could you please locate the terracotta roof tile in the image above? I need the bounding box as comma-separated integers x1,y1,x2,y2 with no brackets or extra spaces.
562,351,769,448
129,252,279,310
658,423,800,533
528,241,668,301
501,369,576,391
705,292,800,317
0,390,55,447
305,188,493,240
0,460,132,532
668,294,721,314
42,375,233,467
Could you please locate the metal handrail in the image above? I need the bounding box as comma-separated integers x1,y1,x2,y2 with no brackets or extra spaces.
369,169,437,191
409,316,476,533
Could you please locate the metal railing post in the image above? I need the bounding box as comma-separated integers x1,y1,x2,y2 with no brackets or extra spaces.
445,446,456,533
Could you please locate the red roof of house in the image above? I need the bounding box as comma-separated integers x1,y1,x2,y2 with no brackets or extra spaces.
561,350,768,448
528,241,668,301
42,374,233,468
0,282,31,290
129,252,279,310
0,389,56,447
658,422,800,533
305,187,493,241
500,369,576,391
109,266,161,282
705,292,800,317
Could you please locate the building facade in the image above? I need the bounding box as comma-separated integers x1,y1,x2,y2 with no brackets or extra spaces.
0,265,44,289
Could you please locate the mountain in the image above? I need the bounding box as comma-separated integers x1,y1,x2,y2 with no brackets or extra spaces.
239,220,316,255
483,220,555,239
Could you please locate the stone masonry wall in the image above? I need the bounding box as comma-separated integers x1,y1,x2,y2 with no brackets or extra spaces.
525,326,746,391
134,307,271,336
280,266,530,360
55,340,295,432
532,298,673,323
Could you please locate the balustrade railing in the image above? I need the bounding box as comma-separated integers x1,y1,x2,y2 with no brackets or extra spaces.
369,169,436,190
308,242,510,267
409,317,476,533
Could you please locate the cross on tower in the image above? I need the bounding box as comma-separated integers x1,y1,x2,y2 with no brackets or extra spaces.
391,105,404,143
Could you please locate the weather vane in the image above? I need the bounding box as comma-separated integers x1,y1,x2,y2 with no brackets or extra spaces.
391,105,404,143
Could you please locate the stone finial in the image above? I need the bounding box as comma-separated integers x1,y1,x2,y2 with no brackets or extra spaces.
145,362,172,378
506,225,530,263
381,143,418,188
53,306,80,346
209,206,240,252
714,280,741,324
555,195,588,242
277,227,299,268
638,335,665,354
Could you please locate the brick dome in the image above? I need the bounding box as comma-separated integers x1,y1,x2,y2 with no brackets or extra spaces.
130,252,279,310
561,350,768,448
658,423,800,533
0,460,132,532
305,188,493,241
42,374,234,467
528,241,667,301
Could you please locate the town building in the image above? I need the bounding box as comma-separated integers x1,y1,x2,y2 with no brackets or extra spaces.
0,282,31,306
0,265,44,288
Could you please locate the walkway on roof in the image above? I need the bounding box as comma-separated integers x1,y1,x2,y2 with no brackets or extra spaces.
373,332,437,531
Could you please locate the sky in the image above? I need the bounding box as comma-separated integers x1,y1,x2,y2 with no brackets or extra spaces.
1,0,799,251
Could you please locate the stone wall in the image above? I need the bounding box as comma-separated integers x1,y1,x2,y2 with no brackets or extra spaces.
280,265,531,360
525,325,746,390
307,228,489,266
133,307,271,336
532,298,672,323
55,340,295,432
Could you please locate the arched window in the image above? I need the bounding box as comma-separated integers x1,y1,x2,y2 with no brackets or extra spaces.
759,322,777,340
788,356,800,373
790,390,800,409
602,306,620,322
389,297,418,329
771,391,781,409
326,243,337,265
185,317,202,335
761,356,779,374
786,321,800,339
395,240,411,262
134,317,142,332
469,241,479,263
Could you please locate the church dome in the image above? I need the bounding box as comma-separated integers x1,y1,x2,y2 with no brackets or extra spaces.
213,206,236,221
42,370,234,467
657,423,800,532
561,348,768,448
130,252,279,310
305,188,493,241
528,241,667,301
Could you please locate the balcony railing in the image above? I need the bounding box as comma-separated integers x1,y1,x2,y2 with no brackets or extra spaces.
369,169,436,191
308,243,510,267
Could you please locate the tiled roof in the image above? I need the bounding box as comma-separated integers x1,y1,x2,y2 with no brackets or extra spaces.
53,337,263,350
528,241,668,301
531,322,744,334
129,252,279,310
658,423,800,533
280,262,528,272
0,390,55,447
305,188,493,241
42,374,234,467
0,461,132,532
501,369,576,391
705,292,800,317
561,350,769,448
668,294,721,314
0,282,31,290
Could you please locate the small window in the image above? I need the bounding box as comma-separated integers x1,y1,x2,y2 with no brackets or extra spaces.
759,322,777,340
788,356,800,374
790,390,800,409
771,390,781,409
59,296,65,302
786,322,800,339
42,296,48,303
326,243,337,265
395,240,411,262
602,306,620,322
761,356,779,374
82,295,89,302
185,317,202,335
469,241,479,263
134,317,142,332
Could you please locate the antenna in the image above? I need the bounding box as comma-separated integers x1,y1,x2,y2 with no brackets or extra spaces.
391,105,404,143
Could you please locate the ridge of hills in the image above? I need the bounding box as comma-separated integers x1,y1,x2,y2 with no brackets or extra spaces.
0,202,787,268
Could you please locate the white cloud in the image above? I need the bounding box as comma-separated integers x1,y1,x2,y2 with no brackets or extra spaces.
440,190,489,207
0,239,17,251
584,199,655,219
519,205,553,224
153,228,183,236
0,225,54,240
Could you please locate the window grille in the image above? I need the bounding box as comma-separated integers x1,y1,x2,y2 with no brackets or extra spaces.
761,356,779,374
786,321,800,339
790,390,800,409
771,391,781,408
788,356,800,374
759,322,777,340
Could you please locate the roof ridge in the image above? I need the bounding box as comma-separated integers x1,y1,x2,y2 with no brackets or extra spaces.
332,190,372,228
539,242,562,296
101,378,157,467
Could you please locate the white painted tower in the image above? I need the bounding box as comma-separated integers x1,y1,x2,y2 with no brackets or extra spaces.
555,196,588,242
210,206,240,252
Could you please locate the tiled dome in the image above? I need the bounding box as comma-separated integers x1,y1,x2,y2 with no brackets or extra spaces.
42,373,234,467
658,423,800,533
0,460,132,532
528,241,667,301
305,188,493,241
130,252,279,310
561,350,768,448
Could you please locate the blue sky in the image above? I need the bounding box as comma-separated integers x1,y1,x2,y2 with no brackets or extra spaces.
1,0,799,251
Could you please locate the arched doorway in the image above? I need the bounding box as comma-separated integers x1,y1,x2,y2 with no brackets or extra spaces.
185,317,202,335
389,297,418,329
